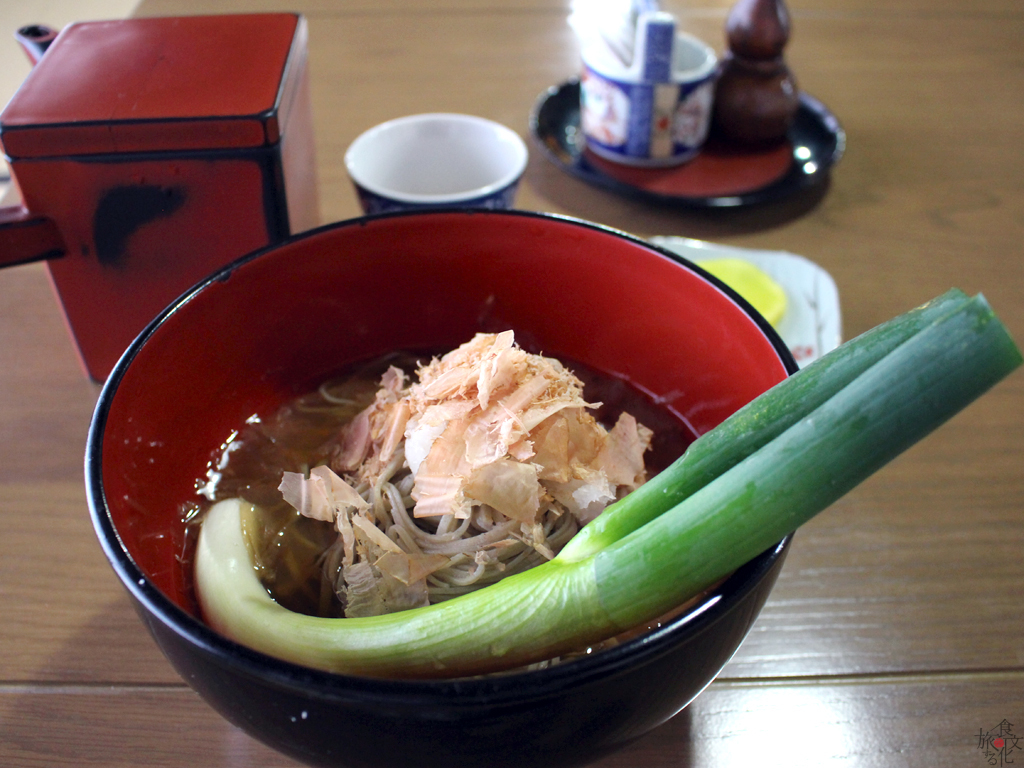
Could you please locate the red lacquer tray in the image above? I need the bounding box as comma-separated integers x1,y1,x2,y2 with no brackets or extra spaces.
530,79,844,209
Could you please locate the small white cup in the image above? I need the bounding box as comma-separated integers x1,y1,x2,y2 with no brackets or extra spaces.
345,114,529,214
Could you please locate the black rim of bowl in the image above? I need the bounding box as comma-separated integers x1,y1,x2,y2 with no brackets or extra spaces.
85,208,798,706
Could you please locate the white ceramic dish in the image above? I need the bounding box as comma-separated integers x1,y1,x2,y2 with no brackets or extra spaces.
650,236,842,367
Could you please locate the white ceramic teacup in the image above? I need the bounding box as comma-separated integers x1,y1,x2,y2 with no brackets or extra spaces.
345,114,529,213
579,13,718,167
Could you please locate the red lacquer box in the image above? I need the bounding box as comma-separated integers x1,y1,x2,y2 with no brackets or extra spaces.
0,14,319,381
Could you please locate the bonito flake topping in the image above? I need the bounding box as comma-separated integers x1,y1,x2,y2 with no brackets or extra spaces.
278,331,653,617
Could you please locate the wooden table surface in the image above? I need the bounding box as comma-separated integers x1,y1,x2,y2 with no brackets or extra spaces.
2,0,1022,766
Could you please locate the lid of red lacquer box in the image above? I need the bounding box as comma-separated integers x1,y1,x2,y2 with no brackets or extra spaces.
0,13,305,158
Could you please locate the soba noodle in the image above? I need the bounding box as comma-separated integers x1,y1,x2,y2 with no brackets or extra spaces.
316,442,579,608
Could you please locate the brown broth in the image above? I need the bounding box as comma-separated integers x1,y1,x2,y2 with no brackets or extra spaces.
180,350,698,618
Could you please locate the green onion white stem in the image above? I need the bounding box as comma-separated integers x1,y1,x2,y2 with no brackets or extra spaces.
195,291,1020,678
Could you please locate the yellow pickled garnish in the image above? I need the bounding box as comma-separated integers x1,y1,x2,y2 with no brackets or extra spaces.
699,258,788,327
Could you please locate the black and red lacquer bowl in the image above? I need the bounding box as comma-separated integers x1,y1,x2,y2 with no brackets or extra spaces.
86,210,796,768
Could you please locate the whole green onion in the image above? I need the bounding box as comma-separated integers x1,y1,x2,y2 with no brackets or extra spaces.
195,291,1020,678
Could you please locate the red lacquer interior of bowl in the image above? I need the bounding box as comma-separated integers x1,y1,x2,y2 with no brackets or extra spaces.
97,211,791,614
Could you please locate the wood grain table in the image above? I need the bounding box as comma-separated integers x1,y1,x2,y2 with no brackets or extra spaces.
2,1,1022,766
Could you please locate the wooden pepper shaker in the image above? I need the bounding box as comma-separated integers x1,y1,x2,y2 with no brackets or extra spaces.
712,0,799,145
